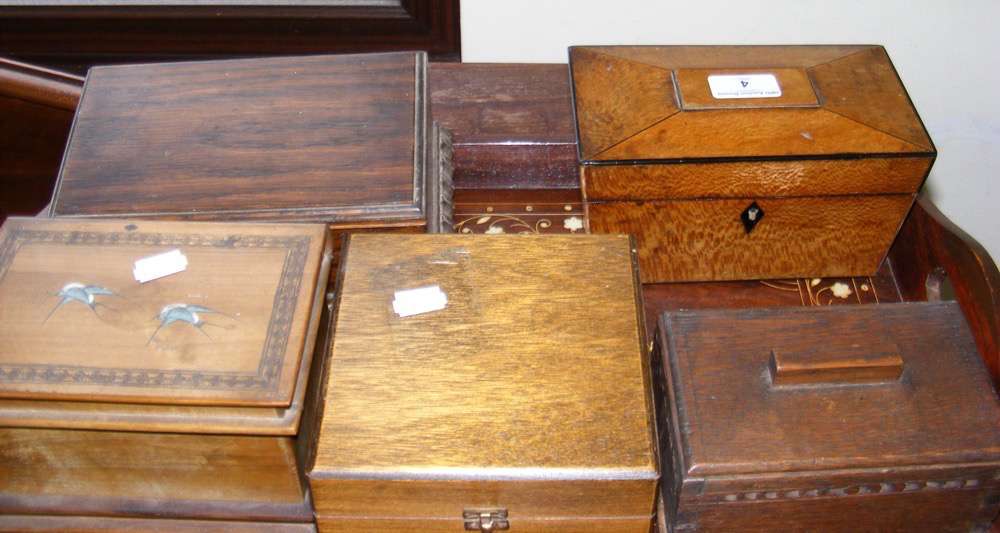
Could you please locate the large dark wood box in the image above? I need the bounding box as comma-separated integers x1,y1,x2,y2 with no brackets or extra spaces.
0,217,330,435
569,45,935,282
301,234,659,531
49,51,452,233
653,302,1000,532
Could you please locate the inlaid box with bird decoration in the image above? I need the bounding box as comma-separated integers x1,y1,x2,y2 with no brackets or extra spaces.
0,216,331,435
569,45,935,282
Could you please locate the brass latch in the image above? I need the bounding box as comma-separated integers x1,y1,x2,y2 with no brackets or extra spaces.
463,508,510,531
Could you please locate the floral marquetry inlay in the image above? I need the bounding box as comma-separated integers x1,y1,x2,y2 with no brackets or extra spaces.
454,199,585,235
760,276,884,306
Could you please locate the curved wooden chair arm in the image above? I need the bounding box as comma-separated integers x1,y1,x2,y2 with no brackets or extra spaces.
889,194,1000,383
0,57,83,111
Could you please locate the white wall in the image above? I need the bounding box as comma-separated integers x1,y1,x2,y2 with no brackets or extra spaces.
461,0,999,262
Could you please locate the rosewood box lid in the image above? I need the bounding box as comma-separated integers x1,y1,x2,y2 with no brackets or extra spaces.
50,52,450,231
0,217,331,434
657,302,1000,484
569,45,934,172
305,234,658,526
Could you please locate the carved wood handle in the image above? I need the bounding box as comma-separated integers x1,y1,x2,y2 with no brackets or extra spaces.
769,349,903,386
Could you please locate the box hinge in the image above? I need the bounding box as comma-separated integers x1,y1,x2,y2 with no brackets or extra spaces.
463,508,510,531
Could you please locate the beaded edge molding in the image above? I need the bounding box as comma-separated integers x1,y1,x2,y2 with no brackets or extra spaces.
710,476,999,504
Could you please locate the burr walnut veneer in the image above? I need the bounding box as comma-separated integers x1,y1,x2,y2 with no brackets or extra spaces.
570,45,936,282
0,217,330,435
302,234,659,531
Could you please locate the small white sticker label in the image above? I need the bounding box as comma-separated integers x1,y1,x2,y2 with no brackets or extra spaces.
392,285,448,318
133,249,188,283
708,74,782,99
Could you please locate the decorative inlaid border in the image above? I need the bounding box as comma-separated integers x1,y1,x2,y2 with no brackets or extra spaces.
0,227,310,393
760,276,882,306
454,202,585,235
713,477,996,504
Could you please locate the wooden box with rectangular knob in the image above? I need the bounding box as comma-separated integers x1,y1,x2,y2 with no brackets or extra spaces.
652,303,1000,532
569,45,935,282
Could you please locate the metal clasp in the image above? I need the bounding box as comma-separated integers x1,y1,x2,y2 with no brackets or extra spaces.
463,508,510,531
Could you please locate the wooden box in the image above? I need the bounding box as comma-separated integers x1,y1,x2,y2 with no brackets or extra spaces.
49,51,453,233
301,234,659,531
0,217,331,435
653,303,1000,532
569,45,935,282
0,428,314,532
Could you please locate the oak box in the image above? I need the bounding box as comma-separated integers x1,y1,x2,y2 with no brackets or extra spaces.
301,234,659,531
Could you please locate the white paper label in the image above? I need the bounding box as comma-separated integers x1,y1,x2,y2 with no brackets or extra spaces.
392,285,448,318
133,249,188,283
708,74,782,99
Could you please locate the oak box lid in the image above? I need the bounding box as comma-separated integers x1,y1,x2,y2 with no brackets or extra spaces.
0,217,330,434
306,234,658,522
50,52,444,229
657,302,1000,486
569,45,935,166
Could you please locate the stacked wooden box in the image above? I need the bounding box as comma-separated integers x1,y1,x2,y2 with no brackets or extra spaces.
2,45,999,533
0,217,329,529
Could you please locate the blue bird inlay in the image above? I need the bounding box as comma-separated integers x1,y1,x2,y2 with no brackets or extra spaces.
44,282,116,323
147,303,231,346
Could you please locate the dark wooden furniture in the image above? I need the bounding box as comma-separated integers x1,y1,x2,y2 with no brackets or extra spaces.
653,303,1000,532
302,234,658,531
2,59,998,531
0,217,331,435
0,0,460,73
568,46,935,282
0,58,82,224
50,52,452,236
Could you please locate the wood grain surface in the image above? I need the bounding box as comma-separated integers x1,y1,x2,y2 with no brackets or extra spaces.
0,57,83,111
0,428,311,522
583,157,931,200
429,63,578,190
51,52,436,227
570,45,934,161
891,196,1000,385
0,516,315,532
0,0,461,71
587,195,914,282
312,479,657,520
0,59,83,223
654,303,1000,532
306,234,657,523
422,62,999,531
0,217,330,434
317,515,650,532
0,217,327,406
